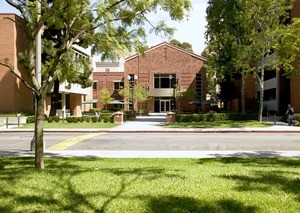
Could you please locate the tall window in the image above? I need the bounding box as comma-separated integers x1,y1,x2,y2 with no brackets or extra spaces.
154,74,176,88
196,74,202,100
114,82,124,90
93,81,97,90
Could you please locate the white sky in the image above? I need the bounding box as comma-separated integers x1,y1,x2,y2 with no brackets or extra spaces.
0,0,208,55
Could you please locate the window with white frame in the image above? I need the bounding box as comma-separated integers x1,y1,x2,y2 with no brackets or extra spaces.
114,81,124,90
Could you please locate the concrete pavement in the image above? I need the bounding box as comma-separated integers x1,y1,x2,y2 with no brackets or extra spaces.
1,114,300,158
1,114,300,133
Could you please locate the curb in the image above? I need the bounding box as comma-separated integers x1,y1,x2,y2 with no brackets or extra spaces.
1,129,300,133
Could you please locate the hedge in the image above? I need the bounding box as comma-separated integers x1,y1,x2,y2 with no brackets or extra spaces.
47,116,60,123
65,115,113,123
175,113,258,123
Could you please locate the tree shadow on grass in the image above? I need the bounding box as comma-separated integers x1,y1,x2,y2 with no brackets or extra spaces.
0,157,185,212
197,157,300,168
148,196,258,213
219,170,300,202
197,158,300,202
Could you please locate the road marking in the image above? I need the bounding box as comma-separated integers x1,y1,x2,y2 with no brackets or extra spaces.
49,133,105,150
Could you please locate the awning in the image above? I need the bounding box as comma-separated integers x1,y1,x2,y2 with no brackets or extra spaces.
82,99,98,104
188,100,201,105
108,100,123,104
109,100,132,105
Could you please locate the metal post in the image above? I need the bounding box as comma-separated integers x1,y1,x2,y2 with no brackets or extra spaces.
6,117,8,129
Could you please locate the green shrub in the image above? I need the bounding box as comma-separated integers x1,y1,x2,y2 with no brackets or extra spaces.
72,117,79,123
91,116,98,123
97,116,103,122
175,113,258,123
47,116,54,123
66,117,73,123
54,116,60,122
27,116,35,123
78,117,85,123
84,116,91,123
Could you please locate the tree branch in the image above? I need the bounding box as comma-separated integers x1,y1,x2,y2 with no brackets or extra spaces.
0,59,36,93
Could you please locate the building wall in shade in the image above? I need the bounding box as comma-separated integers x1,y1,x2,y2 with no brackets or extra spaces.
0,13,34,113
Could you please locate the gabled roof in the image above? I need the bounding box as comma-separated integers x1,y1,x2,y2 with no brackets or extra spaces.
125,41,206,61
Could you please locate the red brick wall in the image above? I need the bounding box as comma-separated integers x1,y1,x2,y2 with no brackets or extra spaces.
0,14,33,113
125,43,206,112
93,72,125,109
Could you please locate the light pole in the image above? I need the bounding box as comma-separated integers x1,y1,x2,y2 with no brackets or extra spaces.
127,74,138,110
169,75,176,111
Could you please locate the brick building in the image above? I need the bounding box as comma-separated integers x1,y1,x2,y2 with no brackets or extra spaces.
0,14,33,113
0,13,93,117
93,42,207,113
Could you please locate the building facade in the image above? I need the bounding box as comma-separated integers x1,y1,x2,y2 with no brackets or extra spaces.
0,13,93,117
226,0,300,114
93,42,207,113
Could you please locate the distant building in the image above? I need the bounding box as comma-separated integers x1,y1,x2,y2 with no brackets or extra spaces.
93,42,207,113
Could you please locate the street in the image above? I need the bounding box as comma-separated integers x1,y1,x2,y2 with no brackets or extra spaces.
1,132,300,152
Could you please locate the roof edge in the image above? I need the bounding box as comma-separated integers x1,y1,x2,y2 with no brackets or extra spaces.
125,42,206,61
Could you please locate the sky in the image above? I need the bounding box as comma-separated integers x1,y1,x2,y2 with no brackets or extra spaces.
0,0,208,55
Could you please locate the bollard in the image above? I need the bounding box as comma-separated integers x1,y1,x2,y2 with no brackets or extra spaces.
6,117,8,129
17,114,20,126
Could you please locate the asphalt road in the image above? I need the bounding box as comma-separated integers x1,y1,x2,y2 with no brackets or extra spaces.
1,132,300,152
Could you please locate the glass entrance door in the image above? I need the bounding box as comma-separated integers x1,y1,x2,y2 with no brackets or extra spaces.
160,100,171,112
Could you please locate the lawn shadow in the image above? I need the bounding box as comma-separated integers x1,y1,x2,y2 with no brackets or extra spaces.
0,157,185,212
219,170,300,202
197,158,300,202
148,196,257,213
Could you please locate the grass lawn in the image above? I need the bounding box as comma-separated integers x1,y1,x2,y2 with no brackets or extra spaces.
166,120,272,128
0,157,299,212
15,121,119,129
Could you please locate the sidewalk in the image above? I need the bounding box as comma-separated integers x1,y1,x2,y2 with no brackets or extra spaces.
1,114,300,133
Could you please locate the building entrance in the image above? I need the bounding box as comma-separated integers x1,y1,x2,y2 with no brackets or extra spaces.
160,100,171,112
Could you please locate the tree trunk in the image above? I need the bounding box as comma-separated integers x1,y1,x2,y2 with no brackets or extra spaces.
35,91,46,169
49,80,60,116
258,67,264,122
241,73,246,113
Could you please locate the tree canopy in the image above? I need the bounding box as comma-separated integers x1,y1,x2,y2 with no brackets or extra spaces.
170,39,193,52
205,0,298,120
1,0,192,169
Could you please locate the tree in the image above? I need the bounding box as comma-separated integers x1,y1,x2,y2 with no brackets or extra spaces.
206,0,295,121
133,84,150,114
170,39,193,52
243,0,293,121
206,0,251,113
99,89,114,110
1,0,192,169
118,83,150,112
